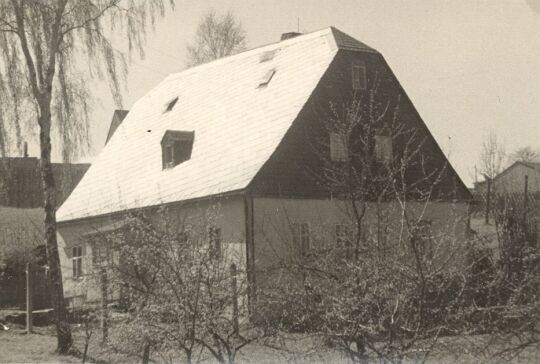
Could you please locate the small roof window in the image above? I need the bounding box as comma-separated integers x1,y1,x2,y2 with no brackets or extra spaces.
258,69,276,88
161,130,194,169
259,49,278,63
164,97,179,113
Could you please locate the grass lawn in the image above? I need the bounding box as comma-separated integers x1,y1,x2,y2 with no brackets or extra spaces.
0,325,80,363
1,323,538,363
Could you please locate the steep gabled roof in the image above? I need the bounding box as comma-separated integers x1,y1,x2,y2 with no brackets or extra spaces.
59,27,377,222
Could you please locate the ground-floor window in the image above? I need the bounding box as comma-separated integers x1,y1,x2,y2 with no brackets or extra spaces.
209,226,222,259
72,246,83,278
292,222,311,256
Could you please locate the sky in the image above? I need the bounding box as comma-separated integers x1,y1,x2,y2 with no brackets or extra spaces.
74,0,540,187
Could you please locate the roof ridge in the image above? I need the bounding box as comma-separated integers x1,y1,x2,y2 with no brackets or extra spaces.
330,26,378,53
163,27,335,83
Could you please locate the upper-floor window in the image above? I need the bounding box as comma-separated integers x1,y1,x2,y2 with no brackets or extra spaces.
330,132,348,162
72,246,83,279
92,242,114,269
209,226,222,259
161,130,195,169
411,220,434,259
292,222,310,256
374,135,393,164
352,61,367,90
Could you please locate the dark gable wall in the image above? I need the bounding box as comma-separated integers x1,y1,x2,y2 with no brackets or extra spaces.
248,49,471,201
0,158,89,208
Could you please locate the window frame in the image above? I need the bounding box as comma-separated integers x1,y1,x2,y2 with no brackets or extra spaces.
412,220,434,260
335,223,352,247
72,246,83,279
330,132,349,162
352,61,367,90
374,135,393,164
161,130,195,170
292,222,311,257
208,226,222,260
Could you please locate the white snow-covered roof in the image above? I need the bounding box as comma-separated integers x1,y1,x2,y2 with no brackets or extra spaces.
57,27,376,222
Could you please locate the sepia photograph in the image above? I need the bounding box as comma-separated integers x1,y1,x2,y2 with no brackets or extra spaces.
0,1,539,363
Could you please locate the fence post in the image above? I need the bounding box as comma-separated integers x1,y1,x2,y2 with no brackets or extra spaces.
26,262,33,334
230,263,239,334
485,178,491,225
524,175,529,220
100,268,108,343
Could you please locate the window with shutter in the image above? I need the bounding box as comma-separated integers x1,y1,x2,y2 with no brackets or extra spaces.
292,222,311,256
352,61,367,90
374,135,393,164
330,132,348,162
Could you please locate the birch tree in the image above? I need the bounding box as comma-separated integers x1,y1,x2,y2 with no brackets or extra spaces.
0,0,172,353
186,10,246,67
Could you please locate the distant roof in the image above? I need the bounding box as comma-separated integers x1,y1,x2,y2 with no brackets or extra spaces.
105,109,129,145
0,157,90,208
57,27,378,222
520,161,540,171
477,161,540,185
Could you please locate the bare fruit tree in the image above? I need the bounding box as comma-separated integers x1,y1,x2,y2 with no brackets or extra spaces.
186,10,247,67
87,207,263,364
509,146,540,164
256,70,473,362
479,131,506,180
0,0,172,353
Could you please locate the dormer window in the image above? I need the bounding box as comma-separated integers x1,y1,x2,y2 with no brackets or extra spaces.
258,69,276,87
352,60,367,90
164,97,179,113
161,130,194,169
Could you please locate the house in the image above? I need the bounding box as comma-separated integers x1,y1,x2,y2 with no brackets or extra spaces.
0,156,89,308
56,27,471,305
474,161,540,195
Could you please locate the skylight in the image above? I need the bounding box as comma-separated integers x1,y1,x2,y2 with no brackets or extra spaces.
259,49,277,63
164,97,179,113
258,69,276,88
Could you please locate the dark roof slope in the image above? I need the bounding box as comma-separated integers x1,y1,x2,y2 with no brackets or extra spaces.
330,27,377,53
105,109,129,145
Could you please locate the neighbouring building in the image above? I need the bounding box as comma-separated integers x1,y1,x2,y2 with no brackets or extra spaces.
474,161,540,195
0,156,89,308
56,27,471,306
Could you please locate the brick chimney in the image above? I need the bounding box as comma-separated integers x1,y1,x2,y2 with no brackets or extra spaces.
281,32,302,41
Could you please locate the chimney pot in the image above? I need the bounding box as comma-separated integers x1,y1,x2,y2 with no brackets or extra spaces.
23,141,28,158
281,32,302,41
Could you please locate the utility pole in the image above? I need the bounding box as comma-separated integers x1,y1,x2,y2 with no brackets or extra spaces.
524,175,529,221
230,263,239,334
100,268,109,343
26,262,33,334
485,177,491,225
